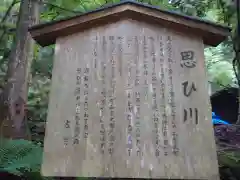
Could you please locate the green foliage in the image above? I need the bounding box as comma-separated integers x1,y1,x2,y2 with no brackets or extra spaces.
27,76,51,143
205,43,236,87
0,138,98,179
0,138,45,177
218,151,240,168
0,0,239,177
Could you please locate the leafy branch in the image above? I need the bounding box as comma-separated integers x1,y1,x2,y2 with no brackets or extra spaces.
0,0,19,46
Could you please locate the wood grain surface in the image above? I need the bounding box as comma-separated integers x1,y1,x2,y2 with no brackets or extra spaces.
41,19,219,180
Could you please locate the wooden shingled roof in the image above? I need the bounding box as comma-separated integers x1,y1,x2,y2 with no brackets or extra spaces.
29,0,231,47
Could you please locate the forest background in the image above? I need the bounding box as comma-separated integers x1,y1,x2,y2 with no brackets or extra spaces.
0,0,239,179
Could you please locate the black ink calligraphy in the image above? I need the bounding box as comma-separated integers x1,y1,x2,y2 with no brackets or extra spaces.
159,36,168,156
150,37,160,157
183,108,199,125
73,67,82,145
172,132,179,155
73,138,79,145
108,36,116,155
180,51,196,68
182,81,197,97
135,91,141,157
118,36,123,76
63,137,69,146
99,43,106,154
143,36,148,99
126,91,133,156
167,35,179,156
64,120,70,128
83,67,89,139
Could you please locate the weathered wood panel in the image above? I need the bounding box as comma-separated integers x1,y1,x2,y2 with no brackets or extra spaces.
41,19,219,179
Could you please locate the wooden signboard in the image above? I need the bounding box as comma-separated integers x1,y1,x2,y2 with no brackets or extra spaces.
29,1,230,179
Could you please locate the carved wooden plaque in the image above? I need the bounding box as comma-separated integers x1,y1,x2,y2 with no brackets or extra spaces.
41,19,219,179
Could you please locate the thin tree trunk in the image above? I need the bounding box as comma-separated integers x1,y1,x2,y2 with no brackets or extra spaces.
22,0,41,139
25,0,40,90
0,0,40,139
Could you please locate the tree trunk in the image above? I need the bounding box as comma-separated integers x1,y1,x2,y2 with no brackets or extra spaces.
21,0,41,139
24,0,40,97
0,0,40,139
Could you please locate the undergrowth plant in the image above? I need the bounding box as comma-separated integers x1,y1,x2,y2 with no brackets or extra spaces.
0,138,51,179
0,138,88,179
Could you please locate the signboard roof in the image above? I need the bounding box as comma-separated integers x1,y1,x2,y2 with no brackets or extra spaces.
29,0,231,47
